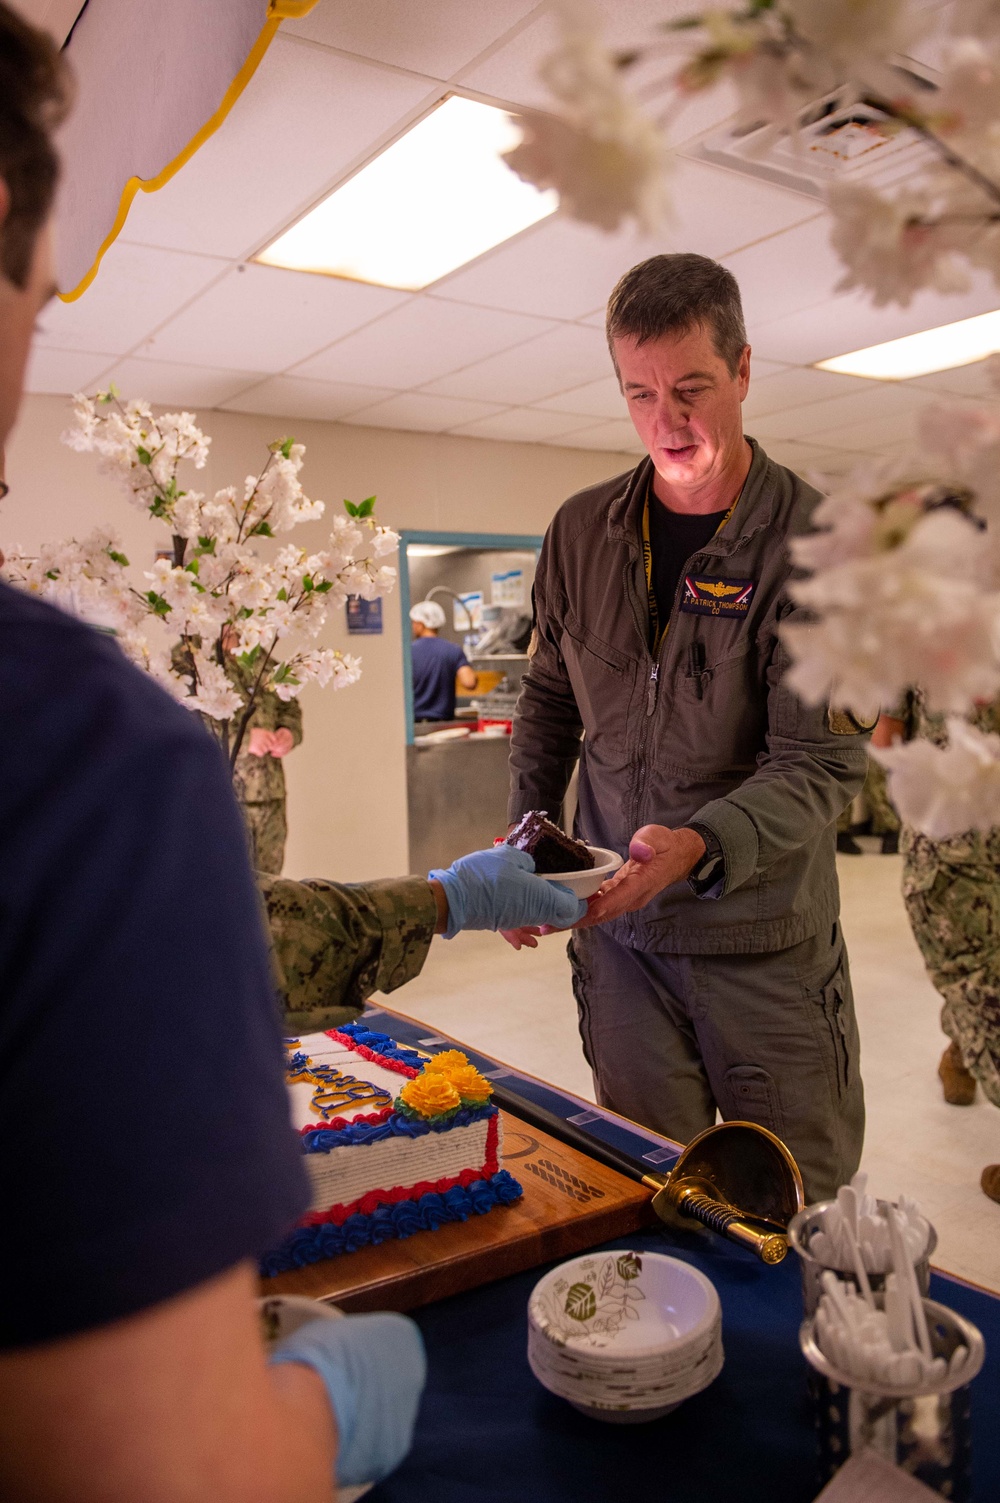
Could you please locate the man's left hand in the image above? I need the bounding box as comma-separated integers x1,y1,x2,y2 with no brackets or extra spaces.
269,728,295,757
574,825,706,929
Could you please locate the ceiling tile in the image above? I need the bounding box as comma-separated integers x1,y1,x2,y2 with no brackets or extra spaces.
765,440,874,476
724,215,838,331
535,374,628,419
39,242,227,355
24,346,116,395
293,299,554,389
119,36,438,260
95,357,263,409
287,0,539,80
546,419,645,453
448,408,593,442
742,366,874,421
145,264,407,372
346,392,506,432
436,161,814,322
909,361,1000,399
221,375,395,421
423,322,611,404
750,383,921,443
751,268,1000,367
806,411,921,451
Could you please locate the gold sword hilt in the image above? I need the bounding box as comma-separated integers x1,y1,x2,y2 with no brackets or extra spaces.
653,1177,788,1264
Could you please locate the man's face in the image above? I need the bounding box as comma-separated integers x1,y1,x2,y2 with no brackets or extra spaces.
614,323,750,497
0,212,56,449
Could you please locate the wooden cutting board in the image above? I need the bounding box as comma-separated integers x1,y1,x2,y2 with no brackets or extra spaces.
259,1110,657,1312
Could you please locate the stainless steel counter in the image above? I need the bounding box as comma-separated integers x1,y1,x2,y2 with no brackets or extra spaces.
406,733,511,874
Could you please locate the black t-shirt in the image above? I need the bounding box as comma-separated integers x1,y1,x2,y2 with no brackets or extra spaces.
0,583,308,1348
647,491,728,633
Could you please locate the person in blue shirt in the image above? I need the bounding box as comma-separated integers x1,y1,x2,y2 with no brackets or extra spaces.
410,599,477,721
0,12,585,1502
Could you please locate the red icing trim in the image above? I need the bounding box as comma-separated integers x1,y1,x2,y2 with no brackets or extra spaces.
296,1105,394,1137
483,1110,500,1177
325,1028,420,1078
302,1166,491,1226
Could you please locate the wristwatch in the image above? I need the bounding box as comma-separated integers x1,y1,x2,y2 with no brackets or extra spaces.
686,823,726,898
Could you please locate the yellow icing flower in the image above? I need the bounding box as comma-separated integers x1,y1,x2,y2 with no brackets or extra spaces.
423,1050,469,1074
444,1065,493,1105
399,1072,462,1118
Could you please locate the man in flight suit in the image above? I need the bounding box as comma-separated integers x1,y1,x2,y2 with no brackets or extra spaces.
506,254,870,1202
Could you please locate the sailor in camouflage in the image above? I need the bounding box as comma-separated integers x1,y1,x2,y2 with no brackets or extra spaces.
260,873,438,1036
231,675,302,876
898,692,1000,1112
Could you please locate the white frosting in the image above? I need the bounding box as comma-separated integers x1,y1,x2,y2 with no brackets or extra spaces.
304,1118,494,1214
287,1032,406,1130
288,1031,503,1215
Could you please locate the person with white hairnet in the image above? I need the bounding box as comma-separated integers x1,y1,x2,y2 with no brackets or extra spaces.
410,599,477,723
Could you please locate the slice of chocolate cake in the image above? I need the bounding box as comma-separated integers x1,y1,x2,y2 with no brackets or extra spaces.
506,811,595,873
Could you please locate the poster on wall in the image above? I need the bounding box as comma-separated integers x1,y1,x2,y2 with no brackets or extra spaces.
455,591,483,631
346,596,383,634
491,568,525,608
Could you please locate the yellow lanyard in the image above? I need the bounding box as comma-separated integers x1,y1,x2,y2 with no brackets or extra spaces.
641,487,739,657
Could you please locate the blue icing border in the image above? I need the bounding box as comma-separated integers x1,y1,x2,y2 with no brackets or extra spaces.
300,1102,497,1154
334,1021,424,1070
261,1171,524,1276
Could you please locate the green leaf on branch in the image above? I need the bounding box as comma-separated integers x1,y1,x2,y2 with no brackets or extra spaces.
106,549,130,566
250,521,274,537
344,500,359,517
276,587,288,602
315,580,333,593
185,558,199,575
149,497,167,518
280,436,294,459
357,495,376,518
45,569,60,580
238,606,253,619
302,575,314,592
145,591,171,617
196,536,217,555
136,446,152,466
238,646,262,669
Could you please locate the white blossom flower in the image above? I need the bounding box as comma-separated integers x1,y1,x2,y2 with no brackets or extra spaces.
503,0,669,233
827,182,972,308
873,716,1000,837
783,509,1000,718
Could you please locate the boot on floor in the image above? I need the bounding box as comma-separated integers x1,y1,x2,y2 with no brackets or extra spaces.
982,1166,1000,1204
939,1041,977,1105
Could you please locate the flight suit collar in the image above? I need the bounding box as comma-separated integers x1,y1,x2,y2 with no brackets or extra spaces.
605,437,777,556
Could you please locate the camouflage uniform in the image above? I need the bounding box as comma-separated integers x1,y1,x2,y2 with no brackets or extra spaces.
837,758,900,836
259,873,437,1035
230,673,303,876
901,694,1000,1107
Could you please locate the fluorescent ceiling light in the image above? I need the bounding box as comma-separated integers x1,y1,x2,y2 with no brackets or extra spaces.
256,96,557,291
817,309,1000,380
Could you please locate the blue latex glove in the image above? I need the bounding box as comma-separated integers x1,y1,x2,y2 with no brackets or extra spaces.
269,1312,426,1488
430,844,587,940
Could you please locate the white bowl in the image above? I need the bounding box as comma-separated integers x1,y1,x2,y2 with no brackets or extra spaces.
527,1250,723,1422
537,846,623,899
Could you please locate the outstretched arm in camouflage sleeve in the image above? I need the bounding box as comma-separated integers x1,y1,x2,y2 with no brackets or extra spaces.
260,874,441,1035
259,847,587,1033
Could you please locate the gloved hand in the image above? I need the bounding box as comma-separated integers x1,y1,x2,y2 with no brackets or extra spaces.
430,844,587,940
269,1311,426,1488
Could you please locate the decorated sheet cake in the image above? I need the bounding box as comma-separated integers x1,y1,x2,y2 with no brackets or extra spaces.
262,1022,523,1275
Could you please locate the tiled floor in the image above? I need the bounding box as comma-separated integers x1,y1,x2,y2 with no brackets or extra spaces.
385,851,1000,1291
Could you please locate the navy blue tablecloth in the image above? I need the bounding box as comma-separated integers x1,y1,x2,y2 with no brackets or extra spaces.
370,1227,999,1503
360,1005,999,1501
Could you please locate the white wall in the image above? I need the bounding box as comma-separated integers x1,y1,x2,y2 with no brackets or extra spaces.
4,393,634,880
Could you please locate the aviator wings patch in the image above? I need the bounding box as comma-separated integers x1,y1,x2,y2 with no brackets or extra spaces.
680,575,755,617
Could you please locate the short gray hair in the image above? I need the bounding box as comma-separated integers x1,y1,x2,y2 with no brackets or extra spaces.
606,253,747,379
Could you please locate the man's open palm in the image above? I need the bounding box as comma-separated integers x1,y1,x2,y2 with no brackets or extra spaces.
574,825,706,929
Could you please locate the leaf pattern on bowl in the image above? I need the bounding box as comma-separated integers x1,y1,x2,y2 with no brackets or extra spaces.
537,1253,647,1347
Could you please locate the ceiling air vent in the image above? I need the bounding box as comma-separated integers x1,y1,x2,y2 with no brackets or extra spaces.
684,75,940,201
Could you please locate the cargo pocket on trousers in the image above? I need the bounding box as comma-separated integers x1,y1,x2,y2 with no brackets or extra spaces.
817,981,851,1098
721,1065,783,1137
566,936,597,1073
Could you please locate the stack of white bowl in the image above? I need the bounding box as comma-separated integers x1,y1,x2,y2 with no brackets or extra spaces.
527,1249,723,1423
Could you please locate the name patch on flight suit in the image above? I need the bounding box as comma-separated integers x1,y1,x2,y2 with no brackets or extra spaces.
680,575,755,617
